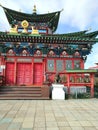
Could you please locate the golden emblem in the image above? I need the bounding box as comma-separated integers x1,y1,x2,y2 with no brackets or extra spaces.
21,20,29,33
21,20,29,28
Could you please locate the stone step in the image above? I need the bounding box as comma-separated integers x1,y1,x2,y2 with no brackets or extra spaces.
0,86,50,100
0,87,41,91
0,97,50,100
0,93,42,97
0,91,41,94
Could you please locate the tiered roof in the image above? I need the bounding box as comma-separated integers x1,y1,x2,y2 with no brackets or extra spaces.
0,5,98,57
1,5,61,32
0,5,98,44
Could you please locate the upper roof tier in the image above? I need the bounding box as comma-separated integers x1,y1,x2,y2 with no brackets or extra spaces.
1,5,61,32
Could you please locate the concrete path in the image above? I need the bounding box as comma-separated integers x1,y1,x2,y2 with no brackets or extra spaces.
0,99,98,130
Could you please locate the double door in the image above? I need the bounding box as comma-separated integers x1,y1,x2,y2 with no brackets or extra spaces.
17,63,32,85
5,62,43,85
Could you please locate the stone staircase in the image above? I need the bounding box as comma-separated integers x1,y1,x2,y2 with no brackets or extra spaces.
0,86,50,99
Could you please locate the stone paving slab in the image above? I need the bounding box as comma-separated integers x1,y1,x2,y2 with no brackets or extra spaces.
0,99,98,130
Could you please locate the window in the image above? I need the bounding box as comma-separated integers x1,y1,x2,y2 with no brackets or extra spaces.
74,60,80,69
47,60,54,72
66,60,72,70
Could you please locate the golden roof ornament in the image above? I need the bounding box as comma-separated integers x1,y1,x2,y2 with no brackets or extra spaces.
21,20,29,28
21,20,29,33
33,5,37,14
9,25,18,33
31,26,39,34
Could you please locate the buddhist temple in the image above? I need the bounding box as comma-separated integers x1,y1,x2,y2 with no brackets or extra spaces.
0,5,97,99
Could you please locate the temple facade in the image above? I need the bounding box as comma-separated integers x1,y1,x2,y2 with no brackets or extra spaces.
0,5,97,99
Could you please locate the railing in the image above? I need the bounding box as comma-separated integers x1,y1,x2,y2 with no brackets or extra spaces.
44,71,95,97
46,73,93,85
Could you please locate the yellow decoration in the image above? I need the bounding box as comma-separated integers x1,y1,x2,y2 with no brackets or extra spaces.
21,20,29,28
9,25,18,33
21,20,29,33
31,26,39,34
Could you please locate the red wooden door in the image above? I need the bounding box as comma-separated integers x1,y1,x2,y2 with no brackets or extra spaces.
5,63,15,85
33,63,43,85
24,64,32,85
17,63,32,85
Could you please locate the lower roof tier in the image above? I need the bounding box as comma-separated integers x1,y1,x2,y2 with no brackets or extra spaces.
0,32,98,44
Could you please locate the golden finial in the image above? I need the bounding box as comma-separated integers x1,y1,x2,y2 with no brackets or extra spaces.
33,5,37,14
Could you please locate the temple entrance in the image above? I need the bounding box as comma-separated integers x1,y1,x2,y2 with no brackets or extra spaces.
16,63,32,85
33,63,43,85
5,62,15,85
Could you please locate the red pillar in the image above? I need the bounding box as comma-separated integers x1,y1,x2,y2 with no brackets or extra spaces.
67,74,70,95
43,58,46,83
14,58,17,85
91,73,94,98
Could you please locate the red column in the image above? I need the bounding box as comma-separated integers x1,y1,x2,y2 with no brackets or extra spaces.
32,58,34,85
67,74,70,95
91,73,94,98
14,58,17,85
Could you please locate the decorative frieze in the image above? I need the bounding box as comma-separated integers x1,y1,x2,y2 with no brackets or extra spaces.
17,58,32,62
34,59,42,62
6,58,15,62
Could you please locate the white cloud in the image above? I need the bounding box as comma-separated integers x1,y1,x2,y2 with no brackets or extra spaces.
85,44,98,68
0,0,98,68
60,0,98,30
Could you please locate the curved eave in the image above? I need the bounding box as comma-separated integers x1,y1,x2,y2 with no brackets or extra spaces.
0,32,97,44
81,31,98,38
53,30,88,37
2,6,61,32
53,30,98,38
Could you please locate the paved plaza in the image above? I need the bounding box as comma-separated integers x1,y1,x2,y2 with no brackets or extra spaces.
0,99,98,130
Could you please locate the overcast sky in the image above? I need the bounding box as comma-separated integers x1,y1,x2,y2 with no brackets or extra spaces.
0,0,98,68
